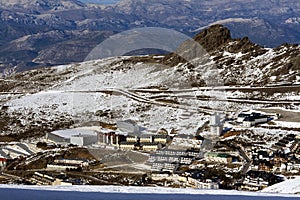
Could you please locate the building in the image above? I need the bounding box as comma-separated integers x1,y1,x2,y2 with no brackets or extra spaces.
186,149,200,157
151,161,178,172
210,125,223,136
237,111,269,127
291,140,300,152
141,143,161,151
258,160,272,172
148,149,200,171
151,174,187,182
188,178,219,189
30,172,72,186
237,113,250,123
157,149,196,157
243,116,268,127
140,135,153,143
70,134,98,146
47,158,94,171
168,134,202,149
148,154,180,163
204,152,232,164
117,134,169,151
46,131,71,144
210,113,224,136
126,136,138,143
98,132,115,144
54,158,91,167
119,142,136,150
179,156,194,165
47,129,98,145
0,157,7,170
98,131,126,146
210,113,221,125
47,164,79,171
153,135,171,144
241,177,268,191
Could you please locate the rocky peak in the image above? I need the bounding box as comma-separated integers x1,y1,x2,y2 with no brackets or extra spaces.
193,24,232,52
193,25,266,56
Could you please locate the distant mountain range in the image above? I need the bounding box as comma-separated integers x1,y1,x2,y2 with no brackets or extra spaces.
0,0,299,72
79,0,120,4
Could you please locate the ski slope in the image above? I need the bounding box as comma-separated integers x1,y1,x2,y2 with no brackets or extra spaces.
0,185,299,200
262,176,300,194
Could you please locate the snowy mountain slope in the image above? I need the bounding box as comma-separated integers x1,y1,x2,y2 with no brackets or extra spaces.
262,176,300,194
166,25,300,86
0,25,299,140
4,56,211,135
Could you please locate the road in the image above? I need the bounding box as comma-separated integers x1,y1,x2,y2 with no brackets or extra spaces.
69,88,217,114
226,142,252,174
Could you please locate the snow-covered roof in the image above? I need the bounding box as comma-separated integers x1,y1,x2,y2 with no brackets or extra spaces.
51,129,97,139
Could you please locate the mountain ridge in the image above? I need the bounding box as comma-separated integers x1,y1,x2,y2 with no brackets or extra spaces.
0,0,85,13
0,0,299,72
0,25,299,140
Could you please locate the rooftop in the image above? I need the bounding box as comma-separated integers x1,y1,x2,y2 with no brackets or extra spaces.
51,129,97,139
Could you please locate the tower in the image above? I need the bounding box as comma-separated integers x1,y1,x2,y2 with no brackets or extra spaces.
210,113,223,136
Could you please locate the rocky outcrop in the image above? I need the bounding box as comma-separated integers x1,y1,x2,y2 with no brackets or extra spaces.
193,24,232,53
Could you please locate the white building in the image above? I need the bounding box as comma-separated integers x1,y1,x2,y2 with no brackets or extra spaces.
210,125,223,136
54,158,91,167
188,178,219,189
210,113,221,126
210,113,224,136
142,143,161,151
243,115,268,127
237,111,269,127
204,152,232,164
47,164,79,171
47,128,98,145
119,142,136,150
241,177,268,191
70,134,98,146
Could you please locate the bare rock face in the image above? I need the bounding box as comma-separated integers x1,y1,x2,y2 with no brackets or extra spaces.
193,24,232,53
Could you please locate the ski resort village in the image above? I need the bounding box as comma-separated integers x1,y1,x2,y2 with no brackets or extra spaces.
1,104,300,192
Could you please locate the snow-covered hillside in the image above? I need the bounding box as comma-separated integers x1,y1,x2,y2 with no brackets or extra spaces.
4,57,215,135
262,176,300,194
0,25,299,139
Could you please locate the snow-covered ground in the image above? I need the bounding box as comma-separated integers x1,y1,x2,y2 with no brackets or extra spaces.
273,121,300,129
4,53,299,137
5,57,218,134
262,176,300,194
0,185,299,200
